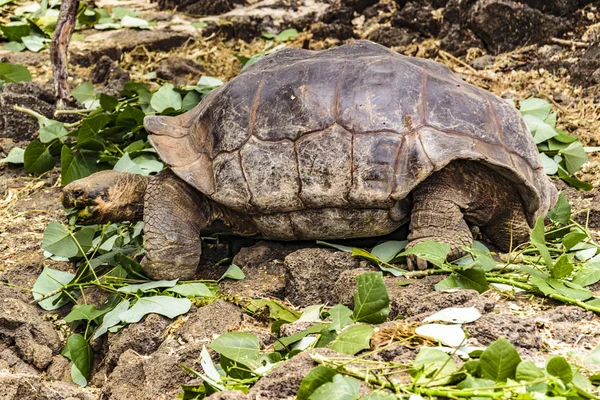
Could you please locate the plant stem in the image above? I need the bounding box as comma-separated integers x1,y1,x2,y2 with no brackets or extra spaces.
13,105,49,122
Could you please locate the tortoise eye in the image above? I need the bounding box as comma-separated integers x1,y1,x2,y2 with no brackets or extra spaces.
73,189,84,198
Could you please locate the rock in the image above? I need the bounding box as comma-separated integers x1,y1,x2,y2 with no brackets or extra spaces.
311,22,355,41
46,355,72,382
0,82,55,142
469,0,569,54
468,313,541,349
0,374,94,400
439,22,484,56
90,55,131,97
518,0,586,16
154,0,246,15
0,297,61,371
391,1,441,37
104,313,171,372
103,301,246,399
206,391,248,400
284,249,362,307
365,26,417,48
154,56,206,86
248,349,340,399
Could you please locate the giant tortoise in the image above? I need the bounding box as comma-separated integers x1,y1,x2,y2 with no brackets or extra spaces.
62,40,557,279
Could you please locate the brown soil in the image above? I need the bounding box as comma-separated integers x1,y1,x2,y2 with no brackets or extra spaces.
1,0,600,399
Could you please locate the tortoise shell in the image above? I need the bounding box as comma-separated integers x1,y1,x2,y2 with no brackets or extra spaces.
146,40,556,228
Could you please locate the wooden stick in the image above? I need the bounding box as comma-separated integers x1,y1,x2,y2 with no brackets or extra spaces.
550,37,589,48
51,0,80,109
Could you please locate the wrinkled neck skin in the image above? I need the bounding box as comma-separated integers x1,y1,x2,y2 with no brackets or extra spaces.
106,173,150,222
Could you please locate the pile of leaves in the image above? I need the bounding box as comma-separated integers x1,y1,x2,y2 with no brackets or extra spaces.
181,271,600,399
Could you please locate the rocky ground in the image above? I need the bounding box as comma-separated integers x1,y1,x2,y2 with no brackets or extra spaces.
2,0,600,399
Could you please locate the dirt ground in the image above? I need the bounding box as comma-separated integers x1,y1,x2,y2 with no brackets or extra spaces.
2,0,600,399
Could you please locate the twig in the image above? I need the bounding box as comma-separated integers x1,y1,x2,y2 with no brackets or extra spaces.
550,37,589,48
51,0,80,109
438,49,496,82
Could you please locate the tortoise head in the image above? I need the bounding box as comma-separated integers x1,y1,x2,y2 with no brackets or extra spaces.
61,171,150,224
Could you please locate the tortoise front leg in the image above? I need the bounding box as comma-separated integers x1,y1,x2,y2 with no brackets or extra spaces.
141,171,209,280
406,182,473,270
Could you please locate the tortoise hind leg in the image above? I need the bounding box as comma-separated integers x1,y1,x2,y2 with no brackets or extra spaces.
479,198,531,252
141,171,209,280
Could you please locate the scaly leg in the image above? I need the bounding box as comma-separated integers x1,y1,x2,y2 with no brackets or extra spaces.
141,171,209,280
407,180,473,270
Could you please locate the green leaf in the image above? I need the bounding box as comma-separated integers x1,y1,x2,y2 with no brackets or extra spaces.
117,279,178,293
209,332,260,367
67,334,92,386
520,98,553,120
584,344,600,365
0,22,31,42
22,35,50,52
316,241,354,253
297,366,337,400
166,282,213,297
561,141,588,175
120,15,150,29
411,348,457,386
118,296,191,323
562,230,586,250
308,374,361,400
61,146,99,185
515,360,545,382
0,62,31,82
573,263,600,287
550,254,573,279
557,167,593,190
3,41,26,51
328,304,354,331
530,218,552,267
150,83,182,112
0,147,25,164
221,264,245,280
191,21,207,29
32,267,75,310
546,356,572,384
327,324,373,355
274,28,299,42
479,337,521,382
78,114,112,142
72,82,98,109
371,240,407,262
24,140,55,174
182,90,201,111
113,152,145,175
401,241,450,268
39,122,68,143
42,221,79,258
93,299,130,339
352,272,390,324
64,304,109,323
99,93,119,111
308,374,360,400
547,278,593,300
274,324,324,351
112,7,137,20
132,154,163,175
455,268,489,293
539,152,558,175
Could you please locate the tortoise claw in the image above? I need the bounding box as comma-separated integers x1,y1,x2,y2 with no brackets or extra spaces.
406,254,429,271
